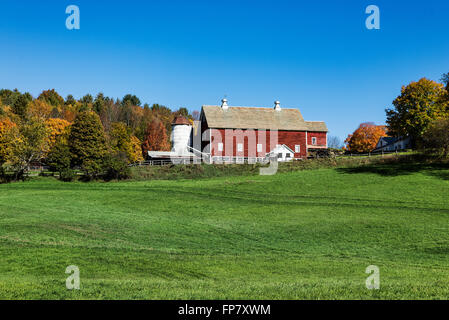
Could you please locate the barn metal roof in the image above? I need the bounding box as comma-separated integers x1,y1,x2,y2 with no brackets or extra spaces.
305,121,328,132
202,105,327,132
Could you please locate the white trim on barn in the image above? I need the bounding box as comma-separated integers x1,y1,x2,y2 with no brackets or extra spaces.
266,144,295,162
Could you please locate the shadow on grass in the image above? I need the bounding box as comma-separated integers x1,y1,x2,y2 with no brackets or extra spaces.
337,156,449,180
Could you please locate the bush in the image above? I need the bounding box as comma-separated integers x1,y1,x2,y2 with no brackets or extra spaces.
46,138,71,175
130,163,261,181
102,153,131,181
81,159,104,180
129,156,419,181
0,166,12,184
59,168,76,182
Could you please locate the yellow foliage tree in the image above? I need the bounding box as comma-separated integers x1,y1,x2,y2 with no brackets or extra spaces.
28,99,53,120
129,135,144,163
0,117,18,164
386,78,449,139
109,122,143,163
45,118,71,154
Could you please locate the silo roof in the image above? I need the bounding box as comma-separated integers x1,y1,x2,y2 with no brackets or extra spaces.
172,116,191,125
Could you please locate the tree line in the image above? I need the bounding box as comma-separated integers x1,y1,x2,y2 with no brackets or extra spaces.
344,72,449,154
0,89,198,181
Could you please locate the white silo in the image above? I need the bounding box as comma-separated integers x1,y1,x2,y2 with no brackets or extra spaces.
171,116,192,155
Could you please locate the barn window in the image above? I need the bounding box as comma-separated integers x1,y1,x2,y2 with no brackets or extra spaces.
257,144,262,152
218,143,223,152
295,145,300,153
237,143,243,152
278,153,283,159
286,153,291,158
312,137,317,145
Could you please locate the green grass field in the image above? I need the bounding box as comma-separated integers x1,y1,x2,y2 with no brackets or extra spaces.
1,161,449,299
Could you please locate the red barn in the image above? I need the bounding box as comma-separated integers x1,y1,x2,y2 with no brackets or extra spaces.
199,99,327,163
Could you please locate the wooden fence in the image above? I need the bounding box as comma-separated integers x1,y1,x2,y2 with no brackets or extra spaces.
335,150,410,158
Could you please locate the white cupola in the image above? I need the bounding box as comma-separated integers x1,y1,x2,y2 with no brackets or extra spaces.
274,100,281,111
221,98,229,110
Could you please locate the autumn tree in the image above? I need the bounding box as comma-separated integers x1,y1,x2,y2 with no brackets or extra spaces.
129,135,144,163
68,111,107,178
109,122,133,162
8,118,49,179
0,117,15,180
99,99,120,131
135,104,153,141
38,89,64,108
142,119,171,154
344,123,387,153
0,88,197,175
61,103,77,123
0,117,17,166
45,118,71,154
151,104,172,131
386,78,449,141
29,99,53,120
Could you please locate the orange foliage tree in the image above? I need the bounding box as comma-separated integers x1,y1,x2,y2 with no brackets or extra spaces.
142,119,170,154
344,123,387,153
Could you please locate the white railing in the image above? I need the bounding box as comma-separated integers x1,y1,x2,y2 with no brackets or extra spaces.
210,156,270,164
129,160,174,167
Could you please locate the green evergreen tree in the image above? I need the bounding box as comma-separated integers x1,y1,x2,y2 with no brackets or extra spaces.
68,111,107,178
65,94,77,106
122,94,141,107
12,94,32,119
46,137,72,176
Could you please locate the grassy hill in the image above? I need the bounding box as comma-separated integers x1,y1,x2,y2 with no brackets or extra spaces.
1,161,449,299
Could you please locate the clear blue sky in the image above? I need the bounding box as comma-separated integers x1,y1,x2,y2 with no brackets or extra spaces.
1,0,448,140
